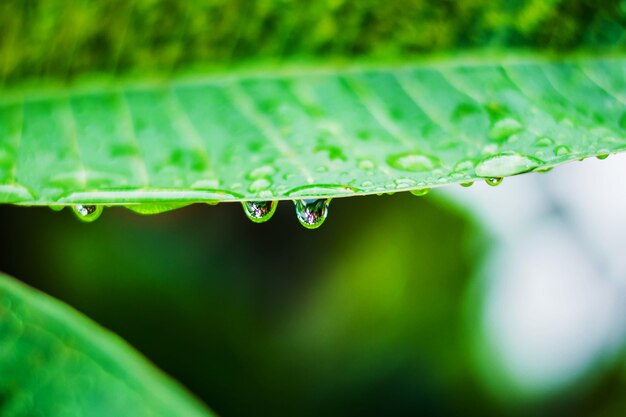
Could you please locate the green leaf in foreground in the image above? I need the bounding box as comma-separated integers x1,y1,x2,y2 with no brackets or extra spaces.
0,56,625,207
0,273,215,417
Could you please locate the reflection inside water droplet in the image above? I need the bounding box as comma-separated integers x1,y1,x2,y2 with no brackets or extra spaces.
485,177,503,187
242,201,278,223
72,205,103,222
295,199,331,230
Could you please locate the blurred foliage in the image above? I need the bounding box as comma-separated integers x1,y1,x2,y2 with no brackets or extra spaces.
1,194,626,416
1,0,625,82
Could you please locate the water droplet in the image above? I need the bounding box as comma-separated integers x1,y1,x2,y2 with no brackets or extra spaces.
72,205,103,222
534,136,554,147
410,189,430,197
295,199,330,230
554,145,571,156
460,182,474,187
49,205,64,212
247,165,276,179
482,144,499,155
475,153,542,177
596,152,610,160
387,152,438,172
485,177,503,186
248,178,272,193
242,201,278,223
489,118,524,141
358,159,376,170
535,167,553,173
454,159,475,172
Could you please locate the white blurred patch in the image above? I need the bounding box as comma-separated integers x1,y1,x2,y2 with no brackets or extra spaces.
441,154,626,400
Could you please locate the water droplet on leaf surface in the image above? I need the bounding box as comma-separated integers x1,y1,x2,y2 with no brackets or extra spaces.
475,153,542,177
387,152,438,172
295,199,330,229
242,201,278,223
72,205,103,222
554,145,571,156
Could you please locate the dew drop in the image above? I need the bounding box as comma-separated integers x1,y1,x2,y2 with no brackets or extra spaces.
358,159,376,170
247,165,276,179
295,199,330,230
242,201,277,223
460,182,474,188
596,152,610,160
475,153,542,178
410,188,430,197
387,152,438,172
49,205,64,212
248,178,272,193
72,205,103,222
554,145,571,157
535,136,555,147
485,177,503,186
489,118,524,142
535,167,553,173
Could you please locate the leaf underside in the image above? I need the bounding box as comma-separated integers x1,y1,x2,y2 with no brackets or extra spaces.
1,56,625,206
0,272,214,417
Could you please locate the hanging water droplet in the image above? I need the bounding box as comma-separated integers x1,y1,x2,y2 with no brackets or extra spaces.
242,201,277,223
554,145,571,156
535,167,553,173
596,152,609,160
485,177,503,186
410,188,430,197
295,199,330,230
49,205,64,212
475,153,542,178
460,182,474,188
72,205,103,222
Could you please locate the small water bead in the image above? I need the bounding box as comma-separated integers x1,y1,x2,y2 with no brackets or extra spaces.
387,152,438,172
248,178,272,193
460,182,474,188
247,165,276,179
242,201,278,223
596,152,610,160
72,205,103,222
295,199,331,230
358,159,376,171
535,167,553,173
554,145,571,157
49,205,64,212
535,136,555,147
485,177,503,187
410,188,430,197
489,118,524,142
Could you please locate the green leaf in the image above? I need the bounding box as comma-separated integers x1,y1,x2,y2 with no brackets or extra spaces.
1,56,625,206
0,273,215,417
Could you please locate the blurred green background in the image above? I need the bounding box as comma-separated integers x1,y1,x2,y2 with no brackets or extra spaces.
2,158,626,417
1,0,625,83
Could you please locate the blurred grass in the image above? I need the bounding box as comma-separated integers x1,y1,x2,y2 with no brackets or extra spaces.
1,0,625,83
